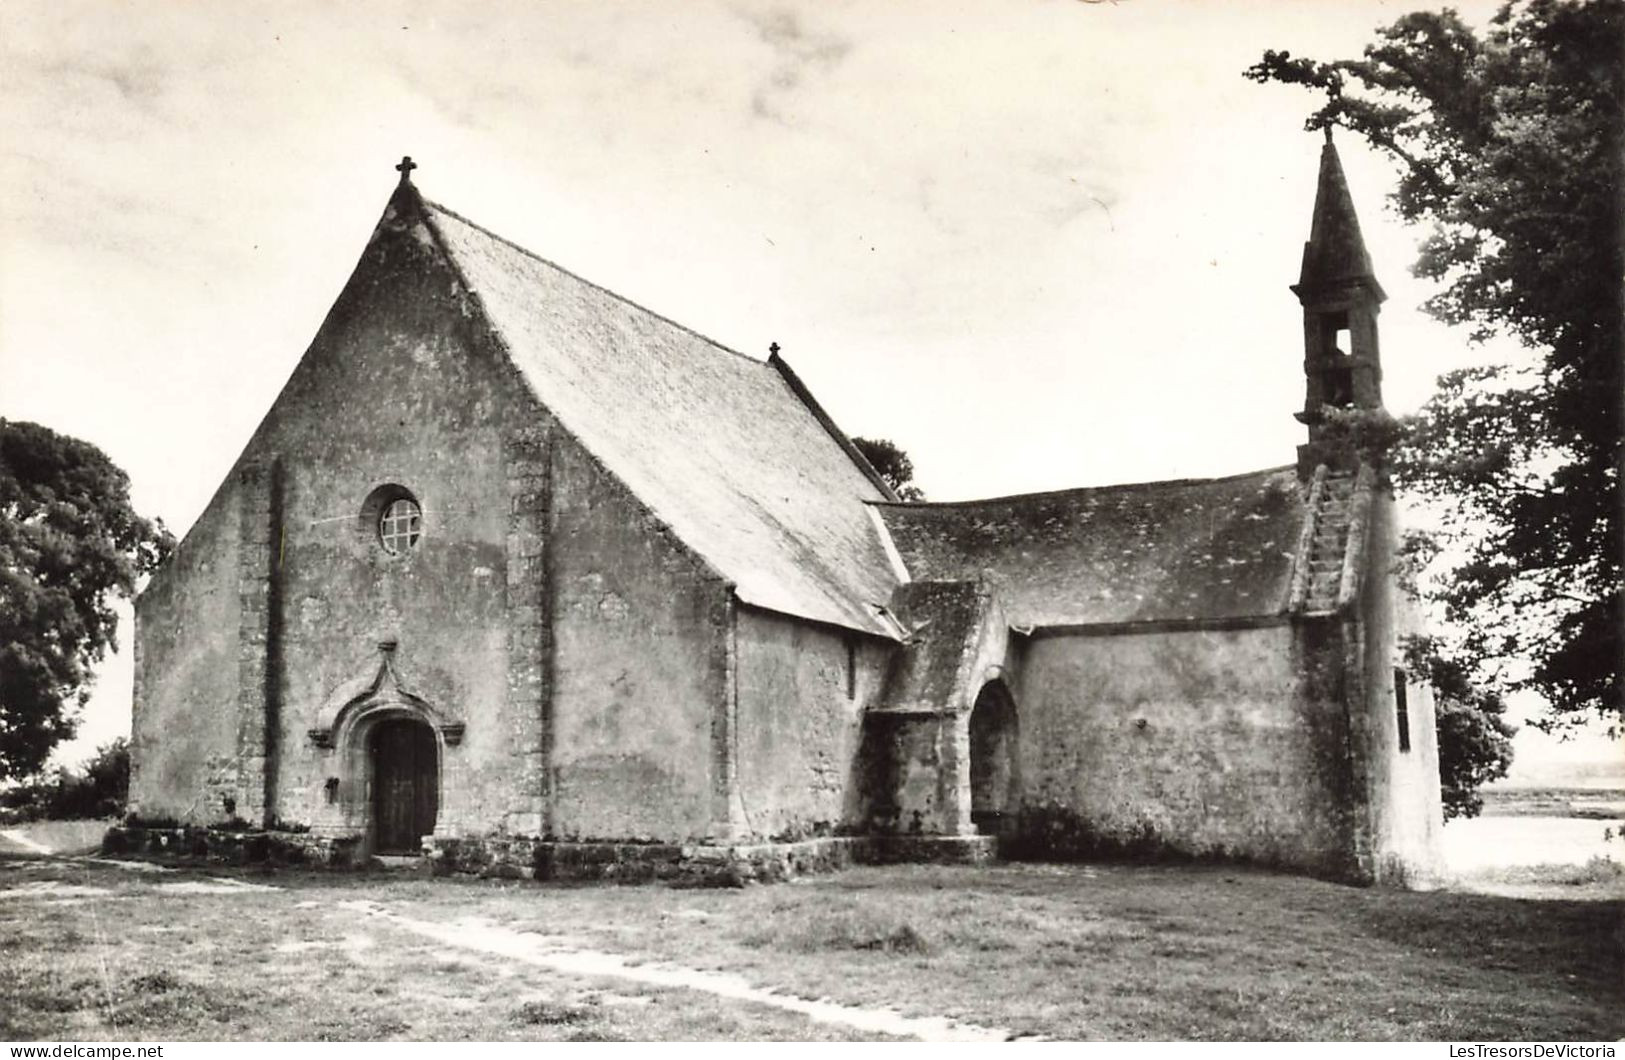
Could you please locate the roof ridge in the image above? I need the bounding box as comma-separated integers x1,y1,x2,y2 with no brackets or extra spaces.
418,192,902,638
870,464,1297,509
768,351,898,502
420,197,770,370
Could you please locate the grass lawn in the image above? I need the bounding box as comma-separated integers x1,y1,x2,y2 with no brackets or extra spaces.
1,852,1619,1041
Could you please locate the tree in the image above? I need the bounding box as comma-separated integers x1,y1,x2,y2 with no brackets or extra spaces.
0,421,171,782
1247,0,1624,733
1405,636,1517,818
851,437,926,501
0,738,131,822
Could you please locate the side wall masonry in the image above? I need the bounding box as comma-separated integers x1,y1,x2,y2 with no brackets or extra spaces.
1011,622,1363,880
504,424,551,836
732,606,890,840
130,488,242,823
546,432,733,842
1357,490,1445,883
234,460,281,826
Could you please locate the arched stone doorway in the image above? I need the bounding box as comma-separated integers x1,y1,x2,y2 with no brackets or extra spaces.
306,651,464,847
968,681,1019,836
369,715,439,854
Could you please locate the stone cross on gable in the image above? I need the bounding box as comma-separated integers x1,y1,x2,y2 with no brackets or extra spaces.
395,156,418,183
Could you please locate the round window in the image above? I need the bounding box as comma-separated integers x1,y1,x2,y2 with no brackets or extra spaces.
378,497,422,555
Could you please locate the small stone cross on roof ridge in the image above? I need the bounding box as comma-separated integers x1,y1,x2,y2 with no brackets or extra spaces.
396,156,418,183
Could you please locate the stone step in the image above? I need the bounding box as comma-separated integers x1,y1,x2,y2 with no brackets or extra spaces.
373,854,428,871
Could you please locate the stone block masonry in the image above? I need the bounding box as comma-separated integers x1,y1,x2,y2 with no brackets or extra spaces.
100,825,994,885
103,825,363,869
504,424,552,836
422,833,997,885
234,459,283,828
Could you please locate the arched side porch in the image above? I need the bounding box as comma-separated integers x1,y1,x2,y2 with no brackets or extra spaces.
969,678,1020,837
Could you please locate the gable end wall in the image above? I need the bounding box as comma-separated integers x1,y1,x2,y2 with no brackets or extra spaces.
133,193,741,846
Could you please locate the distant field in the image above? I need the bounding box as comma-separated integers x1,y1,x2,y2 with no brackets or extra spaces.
1480,788,1625,819
1442,817,1621,878
1491,758,1625,793
1442,790,1621,877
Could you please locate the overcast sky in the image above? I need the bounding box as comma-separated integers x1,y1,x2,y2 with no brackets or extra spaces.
3,0,1607,775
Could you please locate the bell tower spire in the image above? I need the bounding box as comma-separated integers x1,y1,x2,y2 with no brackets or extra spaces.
1292,130,1386,477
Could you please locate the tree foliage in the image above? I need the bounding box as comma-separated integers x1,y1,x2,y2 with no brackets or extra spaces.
1248,0,1624,730
852,436,926,501
0,421,171,782
1405,636,1516,819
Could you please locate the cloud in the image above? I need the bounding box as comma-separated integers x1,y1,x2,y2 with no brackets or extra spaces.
46,46,171,107
736,5,853,124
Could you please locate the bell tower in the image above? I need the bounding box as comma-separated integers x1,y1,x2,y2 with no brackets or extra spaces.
1292,130,1385,477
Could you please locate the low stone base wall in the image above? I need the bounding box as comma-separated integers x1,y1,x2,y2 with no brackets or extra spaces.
862,833,999,865
429,833,997,885
1000,807,1369,885
101,826,363,869
98,825,997,886
428,836,845,886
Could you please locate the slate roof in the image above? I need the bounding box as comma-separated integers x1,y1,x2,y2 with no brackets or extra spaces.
876,467,1307,628
1297,134,1383,297
418,194,901,637
876,580,995,714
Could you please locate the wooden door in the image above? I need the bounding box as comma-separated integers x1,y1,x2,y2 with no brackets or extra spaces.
371,719,438,854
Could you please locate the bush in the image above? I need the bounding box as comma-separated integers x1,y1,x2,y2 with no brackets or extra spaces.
0,739,129,823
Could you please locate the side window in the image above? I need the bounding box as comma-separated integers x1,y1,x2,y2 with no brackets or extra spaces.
1393,668,1411,753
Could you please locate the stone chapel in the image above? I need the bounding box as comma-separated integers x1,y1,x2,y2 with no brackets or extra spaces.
125,137,1444,886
